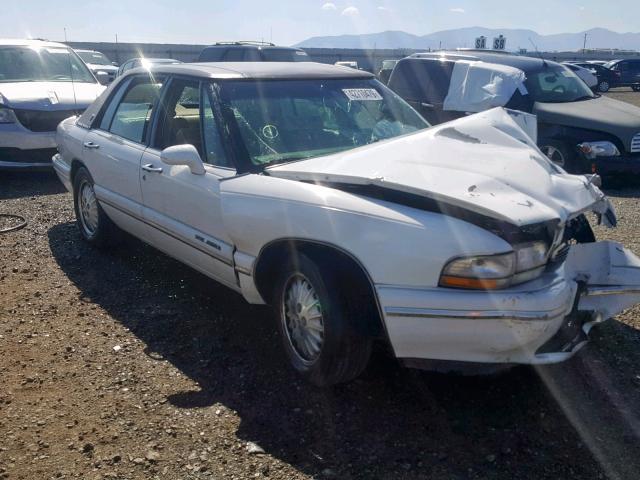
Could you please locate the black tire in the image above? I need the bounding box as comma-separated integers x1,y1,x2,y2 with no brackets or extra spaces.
273,253,372,386
73,167,120,248
632,85,640,92
598,80,610,93
538,138,581,173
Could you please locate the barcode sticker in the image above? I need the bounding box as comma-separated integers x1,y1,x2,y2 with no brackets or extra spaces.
342,88,383,101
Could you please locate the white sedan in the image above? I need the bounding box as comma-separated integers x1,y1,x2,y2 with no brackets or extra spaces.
53,62,640,386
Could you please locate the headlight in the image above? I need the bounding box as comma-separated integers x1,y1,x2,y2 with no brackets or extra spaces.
440,241,548,290
0,107,17,124
439,252,515,290
578,141,620,159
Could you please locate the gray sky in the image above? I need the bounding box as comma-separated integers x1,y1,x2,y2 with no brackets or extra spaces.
4,0,637,46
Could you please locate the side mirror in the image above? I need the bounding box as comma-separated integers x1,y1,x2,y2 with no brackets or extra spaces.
95,71,110,85
160,144,206,175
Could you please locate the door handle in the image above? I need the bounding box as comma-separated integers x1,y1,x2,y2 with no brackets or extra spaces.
83,141,100,149
141,163,163,173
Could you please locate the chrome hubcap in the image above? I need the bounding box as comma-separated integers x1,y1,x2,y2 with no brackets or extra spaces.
541,145,565,167
78,180,99,236
282,274,324,363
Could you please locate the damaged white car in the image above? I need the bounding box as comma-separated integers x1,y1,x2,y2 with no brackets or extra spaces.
53,63,640,386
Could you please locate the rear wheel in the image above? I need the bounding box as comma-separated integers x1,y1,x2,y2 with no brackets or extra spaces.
274,254,372,386
632,85,640,92
73,167,120,247
598,80,610,93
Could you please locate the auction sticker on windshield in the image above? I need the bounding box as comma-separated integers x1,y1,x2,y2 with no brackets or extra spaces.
343,89,383,101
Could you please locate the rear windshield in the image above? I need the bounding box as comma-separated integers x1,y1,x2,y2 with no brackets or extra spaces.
77,51,112,66
261,49,310,62
220,78,428,166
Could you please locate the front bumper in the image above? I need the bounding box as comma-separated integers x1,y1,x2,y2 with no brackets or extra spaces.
0,123,57,170
591,153,640,176
378,242,640,365
378,270,582,365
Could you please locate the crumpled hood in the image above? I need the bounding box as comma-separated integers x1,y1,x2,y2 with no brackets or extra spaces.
534,96,640,151
267,108,606,227
0,81,105,111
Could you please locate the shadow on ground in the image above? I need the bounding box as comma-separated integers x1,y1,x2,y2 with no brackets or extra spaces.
0,171,66,200
45,221,640,479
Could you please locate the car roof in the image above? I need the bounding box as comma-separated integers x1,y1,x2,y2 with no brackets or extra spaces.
411,50,562,72
0,38,69,49
75,49,101,54
135,62,374,80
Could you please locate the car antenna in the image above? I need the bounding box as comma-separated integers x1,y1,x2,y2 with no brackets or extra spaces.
528,38,548,67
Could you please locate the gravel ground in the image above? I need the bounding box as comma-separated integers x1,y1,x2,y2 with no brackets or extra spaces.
1,91,640,480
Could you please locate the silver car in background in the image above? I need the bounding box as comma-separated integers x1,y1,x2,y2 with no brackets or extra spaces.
0,39,105,170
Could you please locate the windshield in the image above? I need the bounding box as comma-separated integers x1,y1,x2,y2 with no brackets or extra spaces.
0,46,96,83
77,51,112,66
261,49,310,62
524,65,595,103
220,78,429,166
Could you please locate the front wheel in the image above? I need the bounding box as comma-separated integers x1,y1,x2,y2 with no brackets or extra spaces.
73,167,120,247
632,85,640,92
274,254,372,386
598,80,610,93
539,139,581,173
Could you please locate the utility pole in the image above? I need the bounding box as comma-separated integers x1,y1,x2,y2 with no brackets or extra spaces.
64,27,67,42
583,33,588,52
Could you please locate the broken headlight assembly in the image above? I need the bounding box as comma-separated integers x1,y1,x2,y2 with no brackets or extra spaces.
439,241,548,290
578,141,620,159
0,106,17,124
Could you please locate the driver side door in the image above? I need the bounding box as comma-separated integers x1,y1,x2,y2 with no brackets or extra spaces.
139,77,238,288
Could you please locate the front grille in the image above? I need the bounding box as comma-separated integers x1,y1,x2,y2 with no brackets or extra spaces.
14,109,83,132
0,147,57,164
631,133,640,153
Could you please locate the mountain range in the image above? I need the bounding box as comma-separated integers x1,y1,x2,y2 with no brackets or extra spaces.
295,27,640,52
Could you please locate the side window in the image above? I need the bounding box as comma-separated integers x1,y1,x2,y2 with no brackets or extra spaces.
202,87,232,168
620,62,630,72
199,47,225,62
154,78,204,155
98,78,131,130
109,76,164,143
223,48,246,61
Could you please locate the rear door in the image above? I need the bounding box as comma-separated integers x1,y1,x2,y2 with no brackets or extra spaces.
82,73,165,240
139,77,237,287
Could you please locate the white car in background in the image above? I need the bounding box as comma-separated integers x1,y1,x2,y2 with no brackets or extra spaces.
0,39,105,170
53,62,640,386
75,49,119,84
563,62,598,89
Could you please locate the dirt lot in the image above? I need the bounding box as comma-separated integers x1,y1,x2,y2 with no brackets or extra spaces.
1,90,640,480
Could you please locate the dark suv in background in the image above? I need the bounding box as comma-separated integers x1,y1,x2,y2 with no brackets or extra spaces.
603,59,640,91
388,51,640,176
198,41,310,62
